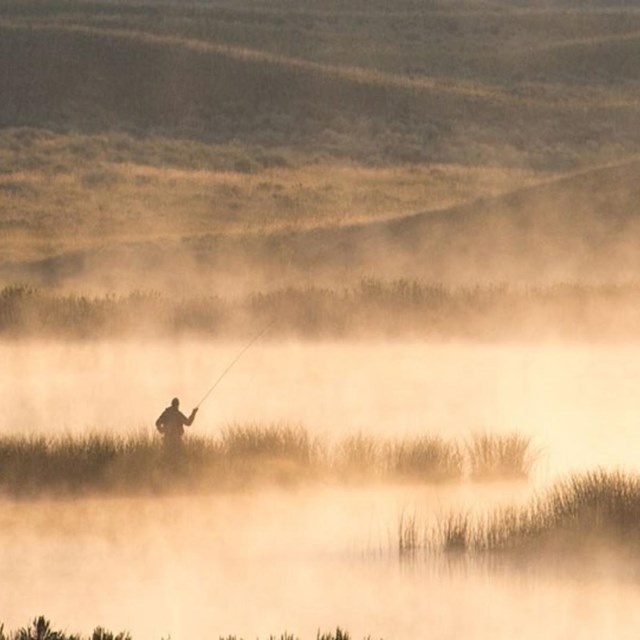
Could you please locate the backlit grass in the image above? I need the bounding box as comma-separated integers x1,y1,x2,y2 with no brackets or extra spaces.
467,433,538,481
0,425,535,496
6,281,640,340
390,436,463,482
398,470,640,558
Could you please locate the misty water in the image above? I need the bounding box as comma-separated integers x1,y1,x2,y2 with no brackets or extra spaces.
2,340,640,638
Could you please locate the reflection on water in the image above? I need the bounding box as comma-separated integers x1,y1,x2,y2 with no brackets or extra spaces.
2,488,640,639
2,340,640,637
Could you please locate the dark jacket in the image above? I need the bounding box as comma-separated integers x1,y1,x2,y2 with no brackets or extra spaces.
155,406,196,439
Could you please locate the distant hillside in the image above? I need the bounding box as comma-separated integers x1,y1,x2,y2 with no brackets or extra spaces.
3,159,640,290
1,15,639,168
188,158,640,285
3,0,640,291
492,33,640,84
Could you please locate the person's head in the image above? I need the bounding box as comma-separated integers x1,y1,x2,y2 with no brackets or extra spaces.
171,397,180,408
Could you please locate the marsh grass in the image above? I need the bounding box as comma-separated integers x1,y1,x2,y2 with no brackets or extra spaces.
398,511,420,557
400,470,640,559
0,426,535,496
7,282,640,340
333,434,383,481
0,432,165,495
390,436,464,482
478,470,640,555
0,618,370,640
467,433,538,481
438,512,472,554
218,423,324,485
220,423,317,462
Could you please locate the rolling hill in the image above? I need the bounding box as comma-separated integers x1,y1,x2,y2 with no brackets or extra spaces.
2,0,640,292
1,7,639,169
3,159,640,290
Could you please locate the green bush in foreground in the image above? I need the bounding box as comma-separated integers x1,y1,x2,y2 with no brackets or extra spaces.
0,619,374,640
398,470,640,558
0,426,534,496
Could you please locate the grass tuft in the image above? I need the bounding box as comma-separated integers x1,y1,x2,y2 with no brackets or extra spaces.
466,433,537,481
333,434,382,481
390,436,463,483
220,423,317,464
438,512,472,554
401,470,640,559
477,470,640,554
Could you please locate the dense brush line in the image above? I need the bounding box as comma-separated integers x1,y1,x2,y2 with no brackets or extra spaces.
3,282,640,339
398,470,640,558
0,425,535,496
0,617,368,640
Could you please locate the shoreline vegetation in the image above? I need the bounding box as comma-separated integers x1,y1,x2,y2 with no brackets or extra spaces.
0,618,365,640
0,426,535,497
4,282,640,341
398,470,640,561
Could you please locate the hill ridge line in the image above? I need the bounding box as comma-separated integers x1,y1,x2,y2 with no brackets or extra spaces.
0,19,624,112
136,156,640,242
532,28,640,53
273,155,640,238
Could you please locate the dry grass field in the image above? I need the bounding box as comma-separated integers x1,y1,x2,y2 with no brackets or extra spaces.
2,0,640,293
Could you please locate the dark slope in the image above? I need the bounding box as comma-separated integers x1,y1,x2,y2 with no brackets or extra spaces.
496,34,640,84
1,23,637,167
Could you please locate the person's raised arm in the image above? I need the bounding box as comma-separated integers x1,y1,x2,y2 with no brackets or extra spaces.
184,407,198,426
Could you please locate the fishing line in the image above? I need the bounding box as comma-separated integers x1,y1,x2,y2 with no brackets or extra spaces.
195,320,275,409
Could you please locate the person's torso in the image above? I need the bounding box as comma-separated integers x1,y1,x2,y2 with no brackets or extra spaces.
161,408,185,436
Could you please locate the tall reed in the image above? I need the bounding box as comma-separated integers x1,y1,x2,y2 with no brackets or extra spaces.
399,470,640,558
467,433,538,481
0,425,535,496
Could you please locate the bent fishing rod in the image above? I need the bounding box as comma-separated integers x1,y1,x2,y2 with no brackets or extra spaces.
194,320,275,410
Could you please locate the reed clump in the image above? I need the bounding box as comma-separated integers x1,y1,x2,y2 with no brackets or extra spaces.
6,282,640,340
467,433,538,481
218,423,324,485
400,470,640,558
333,434,383,481
390,436,463,483
478,470,640,555
0,425,535,496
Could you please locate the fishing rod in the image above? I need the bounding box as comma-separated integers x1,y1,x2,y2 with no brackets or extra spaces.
194,320,275,409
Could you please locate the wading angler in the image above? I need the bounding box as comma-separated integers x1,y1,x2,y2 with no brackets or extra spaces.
155,397,198,454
